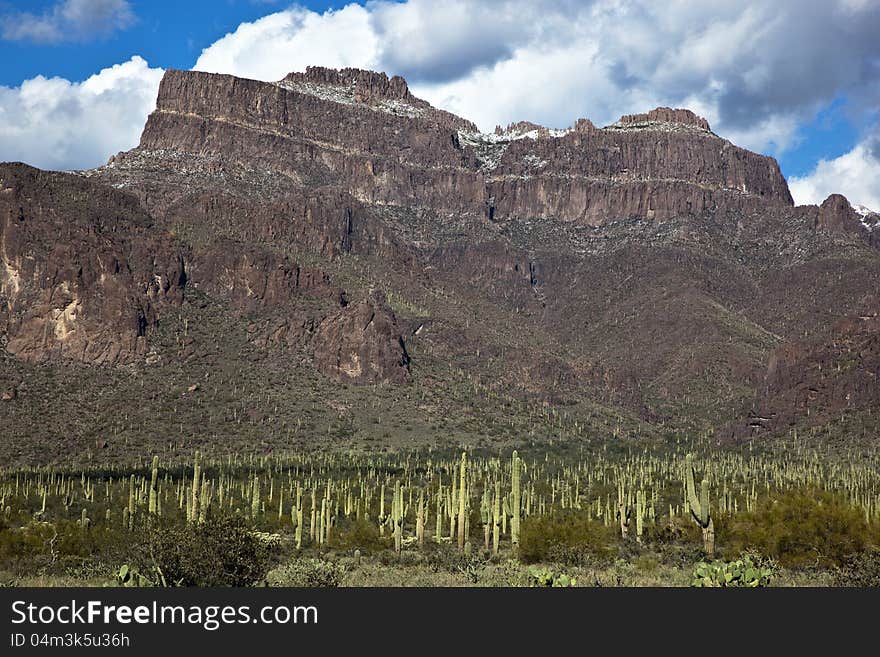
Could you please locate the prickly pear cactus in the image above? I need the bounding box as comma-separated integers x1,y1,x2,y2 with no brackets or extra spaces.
527,565,577,587
692,555,774,587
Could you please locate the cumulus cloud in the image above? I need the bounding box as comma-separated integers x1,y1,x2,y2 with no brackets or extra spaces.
789,131,880,210
0,56,163,171
1,0,135,43
368,0,579,83
194,5,381,80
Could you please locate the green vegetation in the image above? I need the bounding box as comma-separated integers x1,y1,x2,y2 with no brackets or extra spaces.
518,511,617,564
691,554,776,587
725,489,871,568
1,439,878,587
526,565,576,587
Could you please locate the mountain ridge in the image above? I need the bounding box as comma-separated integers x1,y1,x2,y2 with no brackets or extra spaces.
1,65,879,465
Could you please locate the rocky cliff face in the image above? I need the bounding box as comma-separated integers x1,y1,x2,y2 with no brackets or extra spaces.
731,313,880,439
3,66,879,458
814,194,867,234
0,163,185,365
133,68,792,226
486,114,792,224
313,291,410,384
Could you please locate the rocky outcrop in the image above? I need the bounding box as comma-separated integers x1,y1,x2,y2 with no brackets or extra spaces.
730,312,880,439
815,194,864,234
190,241,346,314
0,163,185,365
616,107,711,130
313,291,410,384
131,69,792,226
487,110,792,224
137,69,485,216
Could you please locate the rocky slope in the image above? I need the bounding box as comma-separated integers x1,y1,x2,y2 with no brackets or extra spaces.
1,65,879,463
0,164,185,365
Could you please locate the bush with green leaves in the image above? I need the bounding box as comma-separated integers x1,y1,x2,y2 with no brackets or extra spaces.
327,518,385,553
137,517,276,587
267,559,345,587
519,510,617,565
727,489,869,568
0,518,134,576
692,554,775,587
425,545,489,583
526,565,576,587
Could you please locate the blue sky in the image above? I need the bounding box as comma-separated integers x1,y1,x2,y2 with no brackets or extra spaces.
1,0,879,207
0,1,344,86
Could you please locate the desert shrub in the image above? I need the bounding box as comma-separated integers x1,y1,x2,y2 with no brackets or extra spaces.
423,544,492,583
268,559,345,587
327,518,385,553
0,520,59,571
483,559,529,587
138,517,276,586
833,548,880,587
727,489,868,568
518,510,617,564
633,554,660,574
0,518,134,575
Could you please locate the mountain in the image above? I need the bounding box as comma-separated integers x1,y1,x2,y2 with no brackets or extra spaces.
1,66,879,465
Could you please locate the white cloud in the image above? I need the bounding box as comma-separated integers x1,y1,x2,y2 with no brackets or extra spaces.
193,5,381,80
789,138,880,211
1,0,135,43
0,56,163,171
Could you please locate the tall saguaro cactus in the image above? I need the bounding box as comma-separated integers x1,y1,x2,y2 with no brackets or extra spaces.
148,456,159,516
617,479,631,539
378,483,387,536
251,473,261,519
189,451,201,524
457,452,467,550
393,481,403,554
511,451,521,547
492,479,501,554
636,489,645,544
685,454,715,557
127,474,136,530
435,487,443,544
294,483,303,550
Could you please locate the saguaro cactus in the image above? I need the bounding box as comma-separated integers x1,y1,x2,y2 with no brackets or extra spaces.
636,489,645,544
457,452,467,550
435,487,443,544
393,481,403,554
294,484,303,550
685,454,715,557
492,480,501,554
189,451,201,524
148,456,159,516
480,487,491,550
617,479,631,539
378,483,387,536
416,490,425,546
251,473,261,520
511,451,521,547
127,474,136,530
